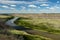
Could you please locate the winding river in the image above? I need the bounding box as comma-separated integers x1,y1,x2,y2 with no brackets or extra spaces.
5,17,60,40
5,17,32,30
5,17,19,26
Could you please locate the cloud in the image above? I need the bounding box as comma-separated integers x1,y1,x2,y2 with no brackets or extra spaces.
57,1,60,3
49,5,60,9
37,0,48,2
0,0,49,5
0,0,48,1
38,7,40,8
0,1,32,4
48,6,60,10
10,7,16,10
0,0,9,1
0,10,20,13
20,6,26,10
40,4,49,6
0,0,60,13
2,5,9,8
49,7,54,10
56,6,59,8
10,4,16,7
28,5,37,8
0,5,16,10
46,7,50,8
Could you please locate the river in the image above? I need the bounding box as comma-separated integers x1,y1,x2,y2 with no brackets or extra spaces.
5,17,60,40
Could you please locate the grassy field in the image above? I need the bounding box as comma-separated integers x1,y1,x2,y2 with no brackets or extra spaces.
8,29,52,40
0,14,60,40
15,17,60,34
0,29,52,40
0,15,14,22
0,15,52,40
0,15,11,18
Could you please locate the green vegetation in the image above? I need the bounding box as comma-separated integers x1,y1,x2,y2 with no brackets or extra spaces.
0,29,52,40
0,15,60,40
8,30,52,40
0,34,19,40
15,17,60,34
0,15,11,18
5,16,14,21
8,30,28,35
23,34,52,40
0,18,52,40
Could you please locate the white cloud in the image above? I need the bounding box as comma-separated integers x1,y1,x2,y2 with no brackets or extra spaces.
49,7,54,10
38,7,40,8
0,0,49,5
2,5,9,8
48,5,60,10
0,1,31,4
54,6,60,9
49,7,56,10
49,7,59,10
21,6,26,10
40,4,49,6
10,5,16,7
37,0,48,2
0,0,60,13
0,0,9,1
54,5,60,8
1,5,16,9
57,1,59,3
28,5,37,8
46,7,50,8
56,7,59,8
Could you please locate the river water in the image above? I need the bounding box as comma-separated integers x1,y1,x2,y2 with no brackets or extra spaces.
5,17,60,40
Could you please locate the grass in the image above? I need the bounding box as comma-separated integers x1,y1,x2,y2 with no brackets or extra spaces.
0,15,14,22
1,29,52,40
19,18,60,29
23,34,52,40
0,14,54,40
8,30,28,35
0,15,60,40
0,27,53,40
0,15,11,18
8,29,52,40
15,17,60,34
0,34,19,40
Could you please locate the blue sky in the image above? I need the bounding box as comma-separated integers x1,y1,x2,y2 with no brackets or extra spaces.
0,0,60,13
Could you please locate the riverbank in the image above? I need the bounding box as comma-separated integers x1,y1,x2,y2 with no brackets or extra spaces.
0,16,52,40
14,17,60,40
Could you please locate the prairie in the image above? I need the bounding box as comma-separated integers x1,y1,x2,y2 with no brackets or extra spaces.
0,13,60,40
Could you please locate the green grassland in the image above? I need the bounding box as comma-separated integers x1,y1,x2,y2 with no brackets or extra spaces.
15,17,60,34
0,29,52,40
0,15,11,18
0,14,60,40
8,30,52,40
0,15,53,40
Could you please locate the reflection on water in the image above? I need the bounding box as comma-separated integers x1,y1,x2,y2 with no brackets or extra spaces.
5,17,32,30
5,17,19,26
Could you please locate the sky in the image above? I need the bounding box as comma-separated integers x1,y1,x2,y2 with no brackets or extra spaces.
0,0,60,13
